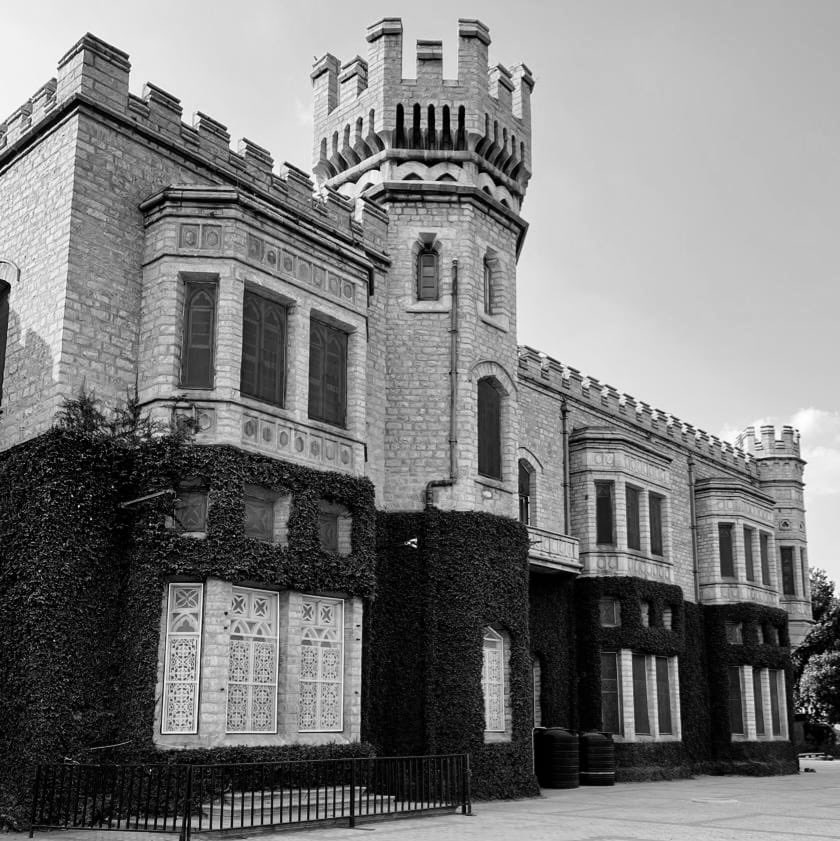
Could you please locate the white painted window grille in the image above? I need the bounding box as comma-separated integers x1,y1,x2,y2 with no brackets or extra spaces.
482,627,505,732
299,597,344,732
162,583,204,734
225,587,279,733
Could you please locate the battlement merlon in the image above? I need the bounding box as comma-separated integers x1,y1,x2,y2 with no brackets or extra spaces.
736,425,802,459
311,18,533,135
515,346,767,478
0,32,388,256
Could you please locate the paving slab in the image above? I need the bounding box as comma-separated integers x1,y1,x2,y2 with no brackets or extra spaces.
23,760,840,841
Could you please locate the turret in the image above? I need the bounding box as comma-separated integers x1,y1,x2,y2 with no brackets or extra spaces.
311,18,534,212
737,424,812,645
316,20,532,514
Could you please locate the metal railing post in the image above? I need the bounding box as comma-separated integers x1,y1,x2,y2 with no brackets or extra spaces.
179,766,192,841
461,755,472,816
349,758,356,828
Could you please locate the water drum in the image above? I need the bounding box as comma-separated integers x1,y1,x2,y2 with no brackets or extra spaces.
534,727,579,789
579,731,615,786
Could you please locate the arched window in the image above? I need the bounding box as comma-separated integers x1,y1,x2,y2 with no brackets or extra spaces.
0,279,9,405
416,246,439,300
482,627,505,732
518,460,533,525
477,378,502,479
181,278,217,389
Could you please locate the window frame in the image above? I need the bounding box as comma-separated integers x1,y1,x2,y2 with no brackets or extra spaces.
225,587,281,734
600,651,623,736
0,279,9,405
518,459,532,525
161,583,205,735
308,318,348,428
744,526,756,582
599,596,621,627
780,546,796,595
595,481,615,546
729,665,746,735
760,531,771,585
483,257,493,315
482,627,506,733
626,485,641,551
241,288,288,407
298,595,345,733
649,493,664,557
477,377,503,480
718,523,735,578
180,277,218,390
416,246,439,301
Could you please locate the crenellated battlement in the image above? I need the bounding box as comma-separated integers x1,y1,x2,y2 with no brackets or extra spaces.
0,33,388,253
311,18,534,203
517,346,761,476
735,425,801,459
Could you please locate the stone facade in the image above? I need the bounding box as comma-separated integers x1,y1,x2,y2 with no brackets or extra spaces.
0,19,810,780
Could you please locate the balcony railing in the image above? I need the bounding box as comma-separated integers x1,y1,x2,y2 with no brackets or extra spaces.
526,526,581,573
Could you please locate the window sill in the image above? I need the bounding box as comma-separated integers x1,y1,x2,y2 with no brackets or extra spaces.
478,310,509,333
475,475,508,491
406,294,452,314
483,731,512,744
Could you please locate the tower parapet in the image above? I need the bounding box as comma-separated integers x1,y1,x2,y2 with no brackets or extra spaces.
311,18,534,210
736,425,800,459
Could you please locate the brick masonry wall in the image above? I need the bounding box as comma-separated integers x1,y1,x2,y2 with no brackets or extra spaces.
0,116,79,448
376,194,521,515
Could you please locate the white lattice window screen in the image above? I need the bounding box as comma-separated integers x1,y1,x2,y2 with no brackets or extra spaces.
483,628,505,731
226,588,279,733
162,583,204,734
299,597,344,732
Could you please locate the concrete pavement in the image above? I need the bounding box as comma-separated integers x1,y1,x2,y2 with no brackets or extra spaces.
26,759,840,841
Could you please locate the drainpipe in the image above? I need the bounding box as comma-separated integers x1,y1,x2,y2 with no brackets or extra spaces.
560,397,570,533
424,259,459,508
687,455,700,603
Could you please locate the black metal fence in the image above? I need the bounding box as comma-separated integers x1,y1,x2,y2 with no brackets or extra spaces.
30,754,471,837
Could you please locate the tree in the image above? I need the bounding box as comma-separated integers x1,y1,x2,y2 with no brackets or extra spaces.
799,651,840,724
794,568,840,725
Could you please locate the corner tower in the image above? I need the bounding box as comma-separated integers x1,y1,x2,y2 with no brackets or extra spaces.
737,425,813,645
312,19,534,514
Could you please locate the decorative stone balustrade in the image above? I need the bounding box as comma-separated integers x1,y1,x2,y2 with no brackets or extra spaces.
526,526,580,574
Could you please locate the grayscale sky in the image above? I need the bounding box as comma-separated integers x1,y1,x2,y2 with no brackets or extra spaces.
3,0,839,586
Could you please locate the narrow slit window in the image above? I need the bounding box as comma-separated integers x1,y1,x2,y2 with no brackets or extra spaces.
595,482,614,545
753,668,765,736
729,666,745,735
600,652,622,735
744,527,756,582
632,653,651,735
626,486,641,550
656,656,673,735
760,532,771,585
417,247,439,300
0,280,9,404
477,378,502,480
780,547,796,595
649,494,664,556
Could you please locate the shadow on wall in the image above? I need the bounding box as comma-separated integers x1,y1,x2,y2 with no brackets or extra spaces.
0,309,59,449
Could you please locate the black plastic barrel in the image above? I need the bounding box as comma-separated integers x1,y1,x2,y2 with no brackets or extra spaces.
579,731,615,786
534,727,579,789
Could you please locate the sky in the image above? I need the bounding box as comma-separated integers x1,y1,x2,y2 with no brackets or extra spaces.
2,0,838,585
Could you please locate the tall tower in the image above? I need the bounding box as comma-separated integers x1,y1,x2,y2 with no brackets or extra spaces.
312,18,534,514
737,425,812,645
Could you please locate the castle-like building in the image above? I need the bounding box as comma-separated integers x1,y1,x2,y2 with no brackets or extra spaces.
0,20,809,802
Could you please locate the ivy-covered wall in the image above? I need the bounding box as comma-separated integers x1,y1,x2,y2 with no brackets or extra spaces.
368,510,539,800
0,430,132,815
529,572,577,730
0,430,379,818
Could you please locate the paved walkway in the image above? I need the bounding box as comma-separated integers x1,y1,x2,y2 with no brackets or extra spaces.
26,759,840,841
